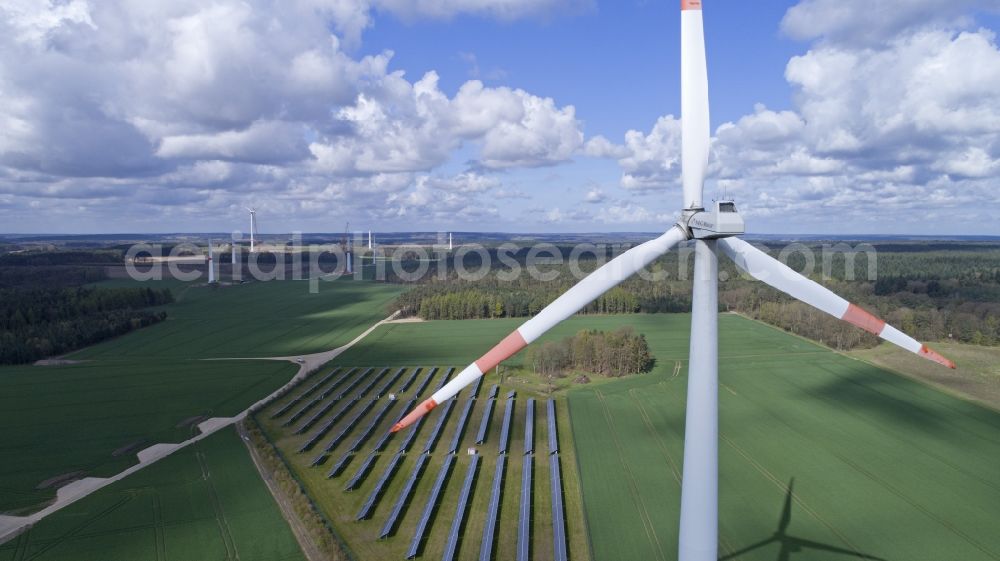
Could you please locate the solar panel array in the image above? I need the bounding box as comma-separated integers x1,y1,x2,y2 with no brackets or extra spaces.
344,451,379,490
498,398,514,454
266,364,575,561
270,367,342,418
326,451,353,478
523,398,535,455
435,367,455,390
397,367,423,393
356,451,405,520
379,453,429,539
549,454,568,561
406,455,455,559
441,454,481,561
372,399,414,452
373,367,406,398
348,398,397,452
411,367,438,397
478,455,506,561
474,398,495,445
421,398,455,453
285,367,366,427
396,415,426,452
447,398,475,454
517,455,533,561
547,399,559,454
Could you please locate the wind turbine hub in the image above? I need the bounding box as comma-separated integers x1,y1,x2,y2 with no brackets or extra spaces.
682,200,746,240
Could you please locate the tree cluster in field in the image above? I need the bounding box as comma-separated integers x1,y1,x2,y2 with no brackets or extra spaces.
0,250,124,266
390,243,1000,349
0,265,107,288
0,286,173,364
526,328,654,378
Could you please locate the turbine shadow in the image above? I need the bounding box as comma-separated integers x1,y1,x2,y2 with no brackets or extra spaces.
719,478,887,561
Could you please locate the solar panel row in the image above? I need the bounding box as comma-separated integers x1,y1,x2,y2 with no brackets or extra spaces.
487,384,499,399
297,396,359,451
270,367,342,418
506,389,516,399
470,376,483,399
447,399,475,454
411,366,438,397
406,455,455,559
374,367,406,397
397,366,423,393
550,454,568,561
284,367,368,426
441,454,481,561
396,415,426,452
356,451,405,520
435,367,455,390
517,455,533,561
523,398,535,455
474,398,495,445
344,451,379,490
322,399,377,453
354,366,392,399
291,366,370,431
326,451,353,478
348,398,397,452
372,399,415,452
421,398,455,453
478,455,507,561
498,398,514,454
547,399,559,454
379,453,429,539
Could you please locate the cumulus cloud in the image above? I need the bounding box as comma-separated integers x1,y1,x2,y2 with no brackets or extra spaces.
593,14,1000,230
0,0,592,229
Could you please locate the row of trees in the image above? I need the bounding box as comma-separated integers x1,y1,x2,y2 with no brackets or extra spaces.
391,244,1000,348
0,286,173,364
525,327,654,378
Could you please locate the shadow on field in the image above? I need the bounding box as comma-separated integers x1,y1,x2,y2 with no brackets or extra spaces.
720,478,887,561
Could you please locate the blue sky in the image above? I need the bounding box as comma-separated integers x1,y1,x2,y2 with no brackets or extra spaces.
1,0,1000,235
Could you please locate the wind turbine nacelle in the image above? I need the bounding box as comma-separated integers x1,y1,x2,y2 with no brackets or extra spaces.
689,201,745,239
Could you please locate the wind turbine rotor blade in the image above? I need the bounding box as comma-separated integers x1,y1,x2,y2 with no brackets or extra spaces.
392,226,688,431
719,237,956,369
681,0,710,210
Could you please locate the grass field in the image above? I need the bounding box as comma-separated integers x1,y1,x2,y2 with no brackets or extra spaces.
258,362,592,561
0,429,305,561
0,279,402,514
75,279,404,359
0,358,296,514
567,314,1000,561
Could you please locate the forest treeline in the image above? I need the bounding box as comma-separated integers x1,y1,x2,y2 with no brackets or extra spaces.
526,328,654,378
391,243,1000,349
0,286,173,365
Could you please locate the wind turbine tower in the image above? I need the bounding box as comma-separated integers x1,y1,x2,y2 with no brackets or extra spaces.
247,208,257,253
368,230,373,249
206,240,216,284
449,232,453,251
390,3,956,561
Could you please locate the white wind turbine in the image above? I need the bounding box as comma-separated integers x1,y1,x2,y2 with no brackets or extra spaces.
247,208,258,253
391,2,956,559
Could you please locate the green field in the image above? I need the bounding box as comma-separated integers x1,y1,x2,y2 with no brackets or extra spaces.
568,315,1000,561
75,279,404,359
0,429,305,561
0,358,296,514
0,279,403,514
258,362,592,561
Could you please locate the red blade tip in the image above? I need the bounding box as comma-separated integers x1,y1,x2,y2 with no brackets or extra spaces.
920,345,956,369
391,398,438,433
